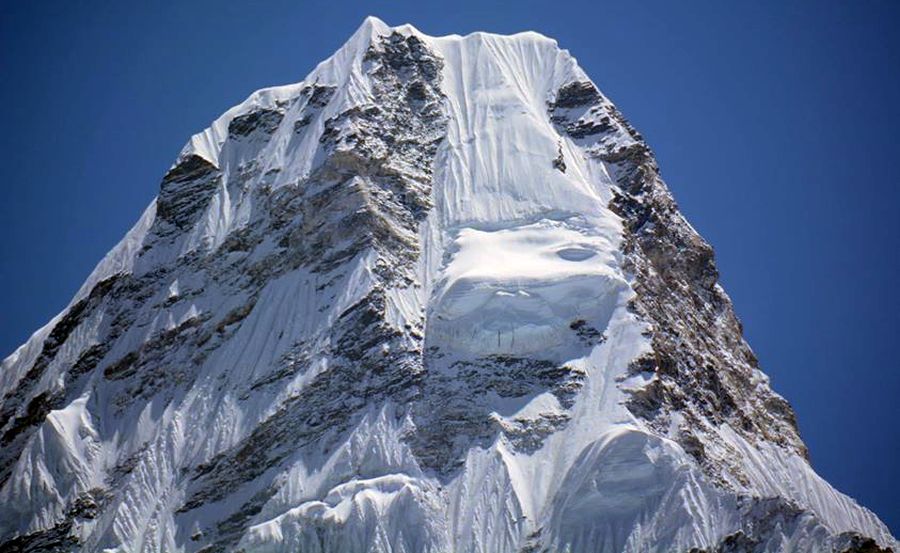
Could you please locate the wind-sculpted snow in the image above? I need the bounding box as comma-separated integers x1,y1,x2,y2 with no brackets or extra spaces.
0,16,896,553
429,220,623,357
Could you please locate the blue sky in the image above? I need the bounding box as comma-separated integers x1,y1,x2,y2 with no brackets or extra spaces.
1,0,898,534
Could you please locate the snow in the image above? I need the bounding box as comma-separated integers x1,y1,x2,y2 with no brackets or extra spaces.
430,219,625,356
0,15,895,553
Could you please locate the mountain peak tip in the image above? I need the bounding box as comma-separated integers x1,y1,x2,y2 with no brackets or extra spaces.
352,16,556,46
358,15,389,32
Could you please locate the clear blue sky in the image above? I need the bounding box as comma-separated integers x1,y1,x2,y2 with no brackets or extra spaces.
1,0,898,534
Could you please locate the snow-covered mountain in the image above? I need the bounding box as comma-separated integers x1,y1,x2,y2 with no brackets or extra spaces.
0,17,895,553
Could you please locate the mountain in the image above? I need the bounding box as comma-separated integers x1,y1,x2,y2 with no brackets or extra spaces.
0,16,895,553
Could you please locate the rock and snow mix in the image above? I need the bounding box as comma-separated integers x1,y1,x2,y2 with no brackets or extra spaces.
0,16,895,553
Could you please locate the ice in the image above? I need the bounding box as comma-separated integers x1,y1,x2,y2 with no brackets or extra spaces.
430,219,625,357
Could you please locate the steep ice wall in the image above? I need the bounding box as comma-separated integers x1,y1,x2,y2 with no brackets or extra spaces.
0,16,895,553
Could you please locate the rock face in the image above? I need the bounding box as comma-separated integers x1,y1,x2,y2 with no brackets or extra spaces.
0,17,895,553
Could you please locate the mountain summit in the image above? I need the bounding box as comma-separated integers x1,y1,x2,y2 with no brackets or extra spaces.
1,17,895,553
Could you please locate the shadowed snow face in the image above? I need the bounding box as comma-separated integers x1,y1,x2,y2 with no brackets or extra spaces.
429,218,626,359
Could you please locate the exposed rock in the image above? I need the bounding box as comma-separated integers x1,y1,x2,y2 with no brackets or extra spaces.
227,108,285,138
157,154,222,230
550,80,808,487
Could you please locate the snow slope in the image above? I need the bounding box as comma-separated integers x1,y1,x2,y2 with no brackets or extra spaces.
0,16,895,553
